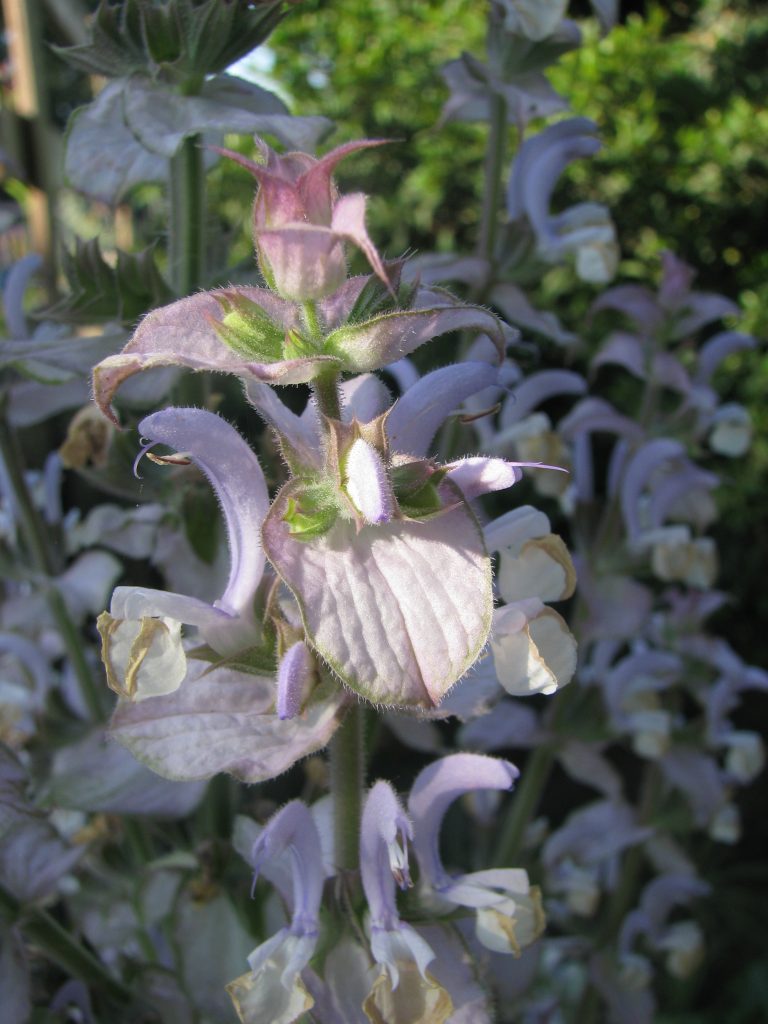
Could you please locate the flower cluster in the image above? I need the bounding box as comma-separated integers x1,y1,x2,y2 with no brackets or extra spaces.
91,137,575,788
227,755,543,1024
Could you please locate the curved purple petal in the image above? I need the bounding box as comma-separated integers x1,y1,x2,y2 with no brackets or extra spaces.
251,801,324,934
590,284,662,333
139,408,269,618
339,373,392,422
500,370,586,429
559,397,643,441
673,292,739,338
361,785,409,914
507,119,600,237
445,457,528,499
620,439,686,541
491,282,578,346
408,754,518,889
360,781,435,988
244,381,323,470
385,357,421,394
592,332,645,378
386,362,498,456
695,331,755,386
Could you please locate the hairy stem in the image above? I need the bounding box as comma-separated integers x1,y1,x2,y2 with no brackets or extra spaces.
302,300,323,344
169,134,206,298
312,369,342,421
329,703,365,872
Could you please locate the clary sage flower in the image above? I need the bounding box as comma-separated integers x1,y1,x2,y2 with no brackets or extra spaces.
506,118,619,283
227,755,539,1023
96,406,271,701
97,406,346,782
252,370,558,708
409,754,545,955
92,137,514,424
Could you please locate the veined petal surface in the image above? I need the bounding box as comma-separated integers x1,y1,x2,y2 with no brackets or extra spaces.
110,661,345,782
263,483,492,707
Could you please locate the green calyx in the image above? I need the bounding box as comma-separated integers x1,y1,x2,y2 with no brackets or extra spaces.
348,272,419,324
212,293,284,361
283,328,323,360
391,461,447,519
284,482,340,540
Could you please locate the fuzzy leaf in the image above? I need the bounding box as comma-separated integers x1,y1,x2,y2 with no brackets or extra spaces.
65,76,331,203
92,289,336,422
43,239,173,326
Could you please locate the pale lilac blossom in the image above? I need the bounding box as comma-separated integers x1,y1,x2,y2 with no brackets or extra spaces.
227,802,323,1024
97,407,270,702
408,754,545,956
360,781,438,992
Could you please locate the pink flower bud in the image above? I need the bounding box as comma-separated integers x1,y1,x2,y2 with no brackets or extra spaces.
276,641,315,720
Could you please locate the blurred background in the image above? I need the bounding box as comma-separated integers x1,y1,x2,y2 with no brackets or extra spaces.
2,2,766,1019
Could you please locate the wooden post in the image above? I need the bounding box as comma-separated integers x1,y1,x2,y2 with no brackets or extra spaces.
2,0,59,271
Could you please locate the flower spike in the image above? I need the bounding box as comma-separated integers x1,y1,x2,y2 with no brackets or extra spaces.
360,780,436,989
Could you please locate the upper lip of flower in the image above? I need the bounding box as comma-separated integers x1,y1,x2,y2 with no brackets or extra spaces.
97,406,272,703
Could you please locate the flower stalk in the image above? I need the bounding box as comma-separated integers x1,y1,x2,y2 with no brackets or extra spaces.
477,92,508,270
169,135,206,298
312,368,342,421
329,702,366,872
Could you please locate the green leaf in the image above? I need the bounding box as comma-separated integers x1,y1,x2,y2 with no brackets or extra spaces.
42,239,173,327
188,637,277,678
348,272,419,324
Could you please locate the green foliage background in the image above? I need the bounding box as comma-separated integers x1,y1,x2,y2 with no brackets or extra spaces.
267,5,768,1017
268,0,768,664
